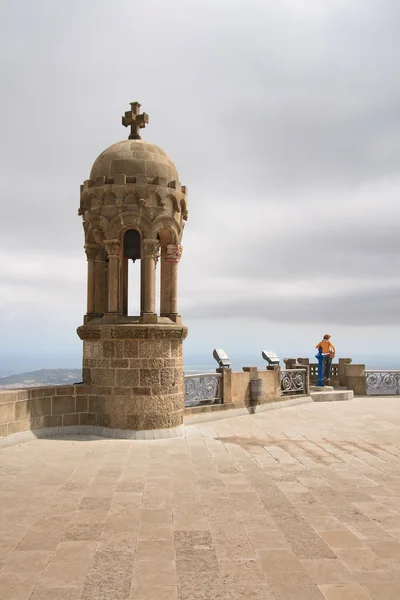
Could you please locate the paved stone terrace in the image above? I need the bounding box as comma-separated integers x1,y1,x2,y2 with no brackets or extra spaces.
1,397,400,600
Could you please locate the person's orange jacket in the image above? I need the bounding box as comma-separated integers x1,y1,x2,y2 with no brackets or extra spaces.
316,340,336,357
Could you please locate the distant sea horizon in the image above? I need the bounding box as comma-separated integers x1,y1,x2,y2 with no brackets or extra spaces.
0,359,399,380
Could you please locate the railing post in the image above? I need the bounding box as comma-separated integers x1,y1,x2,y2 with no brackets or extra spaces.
345,364,366,395
339,358,352,387
216,368,232,404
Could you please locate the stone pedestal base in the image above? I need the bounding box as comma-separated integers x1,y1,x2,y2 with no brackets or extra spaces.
77,322,188,431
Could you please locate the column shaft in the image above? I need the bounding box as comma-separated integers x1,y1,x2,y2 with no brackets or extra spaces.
141,239,159,314
86,259,95,314
160,247,170,315
94,256,106,314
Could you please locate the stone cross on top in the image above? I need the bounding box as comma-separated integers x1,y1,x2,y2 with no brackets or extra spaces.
122,102,149,140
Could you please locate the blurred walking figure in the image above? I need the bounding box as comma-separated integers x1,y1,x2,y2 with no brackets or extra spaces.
315,334,336,382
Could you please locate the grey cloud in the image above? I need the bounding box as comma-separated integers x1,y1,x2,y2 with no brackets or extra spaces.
0,0,398,365
183,284,400,326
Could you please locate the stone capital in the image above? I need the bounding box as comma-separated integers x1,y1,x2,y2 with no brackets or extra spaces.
104,239,121,257
165,244,183,263
84,244,100,260
142,238,160,260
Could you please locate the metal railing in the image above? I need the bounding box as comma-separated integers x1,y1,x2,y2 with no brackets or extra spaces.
184,373,222,407
365,371,400,395
281,369,306,395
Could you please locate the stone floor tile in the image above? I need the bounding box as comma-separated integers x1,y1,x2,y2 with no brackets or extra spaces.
344,521,394,541
2,550,52,574
174,531,214,555
130,586,178,599
52,541,98,563
306,517,349,531
247,529,289,549
17,529,63,551
334,547,390,572
62,523,103,541
176,570,227,600
319,530,365,548
0,572,39,600
224,582,276,599
258,549,324,600
136,540,175,561
132,559,176,586
367,540,400,559
138,522,173,540
98,529,137,551
29,588,82,600
36,560,90,587
300,558,354,584
140,509,173,523
356,570,400,600
318,582,374,600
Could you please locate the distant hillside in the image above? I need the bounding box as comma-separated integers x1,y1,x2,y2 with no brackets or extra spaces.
0,369,82,390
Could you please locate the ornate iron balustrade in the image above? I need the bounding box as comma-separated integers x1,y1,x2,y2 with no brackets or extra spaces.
281,369,306,395
184,373,222,407
365,371,400,395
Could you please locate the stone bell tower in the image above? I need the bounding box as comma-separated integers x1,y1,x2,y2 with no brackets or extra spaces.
77,102,188,433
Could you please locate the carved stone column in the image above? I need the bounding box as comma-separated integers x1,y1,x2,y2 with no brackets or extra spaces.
104,239,121,313
85,244,99,315
142,239,159,314
160,246,170,316
165,244,182,315
94,246,107,314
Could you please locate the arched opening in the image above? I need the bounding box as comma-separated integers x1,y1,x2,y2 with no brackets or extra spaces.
122,228,141,316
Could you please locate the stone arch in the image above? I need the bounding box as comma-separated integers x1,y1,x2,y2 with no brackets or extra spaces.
108,210,153,240
180,198,188,219
123,191,140,206
151,217,180,245
166,193,180,213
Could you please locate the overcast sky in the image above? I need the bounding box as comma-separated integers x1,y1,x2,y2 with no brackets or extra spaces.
0,0,399,374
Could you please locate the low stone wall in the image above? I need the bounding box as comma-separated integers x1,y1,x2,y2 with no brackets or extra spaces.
218,367,282,405
0,385,95,438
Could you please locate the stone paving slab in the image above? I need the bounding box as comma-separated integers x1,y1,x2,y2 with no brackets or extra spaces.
1,397,400,599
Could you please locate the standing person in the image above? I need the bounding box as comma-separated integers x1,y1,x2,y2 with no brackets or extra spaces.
315,334,336,382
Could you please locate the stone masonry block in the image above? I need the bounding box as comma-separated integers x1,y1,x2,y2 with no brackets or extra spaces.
31,397,52,418
63,414,80,426
124,341,139,358
52,396,75,415
147,359,165,369
82,368,91,384
75,384,94,395
0,403,15,424
80,413,97,426
160,368,175,387
29,388,45,399
140,369,160,386
139,340,171,359
76,396,89,413
56,386,75,396
32,417,45,429
15,400,31,421
103,341,115,358
170,341,183,358
0,392,18,404
116,369,140,387
90,369,116,387
83,340,103,359
110,359,129,368
43,415,62,428
115,341,124,358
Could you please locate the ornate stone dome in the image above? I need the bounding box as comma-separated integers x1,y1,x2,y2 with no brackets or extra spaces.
89,139,179,183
